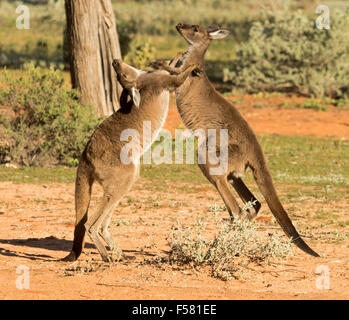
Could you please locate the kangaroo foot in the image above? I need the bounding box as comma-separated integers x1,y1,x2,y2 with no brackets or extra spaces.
61,251,78,262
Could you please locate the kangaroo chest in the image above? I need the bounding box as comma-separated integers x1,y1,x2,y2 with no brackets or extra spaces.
174,78,216,131
141,91,169,154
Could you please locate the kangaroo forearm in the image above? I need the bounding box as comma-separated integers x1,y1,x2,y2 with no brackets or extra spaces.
174,64,196,85
155,64,195,90
160,64,184,75
136,67,192,90
169,51,184,68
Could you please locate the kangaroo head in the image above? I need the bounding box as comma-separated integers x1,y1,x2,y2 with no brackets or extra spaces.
176,23,230,47
112,59,141,108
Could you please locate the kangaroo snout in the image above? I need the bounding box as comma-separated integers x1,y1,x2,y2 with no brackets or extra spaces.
176,22,190,31
176,22,184,30
112,59,121,70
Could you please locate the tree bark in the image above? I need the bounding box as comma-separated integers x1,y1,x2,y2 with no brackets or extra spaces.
65,0,122,116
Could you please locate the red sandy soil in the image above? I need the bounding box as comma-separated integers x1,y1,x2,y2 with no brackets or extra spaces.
0,94,348,300
0,180,348,300
163,93,349,140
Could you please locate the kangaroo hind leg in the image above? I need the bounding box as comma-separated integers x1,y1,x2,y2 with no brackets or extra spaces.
228,175,261,220
62,160,93,262
198,163,242,220
85,164,138,262
99,206,122,260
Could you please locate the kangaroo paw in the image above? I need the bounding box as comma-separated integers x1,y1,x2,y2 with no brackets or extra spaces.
149,60,167,69
242,207,258,221
242,199,261,221
103,250,124,263
111,250,124,262
61,251,78,262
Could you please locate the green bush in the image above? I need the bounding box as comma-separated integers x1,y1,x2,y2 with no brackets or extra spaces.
125,42,156,69
0,64,100,167
223,5,349,99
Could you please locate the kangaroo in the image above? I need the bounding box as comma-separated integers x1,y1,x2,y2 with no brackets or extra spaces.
152,23,319,257
63,58,198,262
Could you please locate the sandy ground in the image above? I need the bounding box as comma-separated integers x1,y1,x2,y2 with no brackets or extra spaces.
0,98,348,300
164,93,349,140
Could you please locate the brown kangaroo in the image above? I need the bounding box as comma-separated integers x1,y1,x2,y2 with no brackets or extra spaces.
152,23,319,257
63,58,198,262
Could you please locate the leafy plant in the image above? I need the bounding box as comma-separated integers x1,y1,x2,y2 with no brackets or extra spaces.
0,64,100,166
125,42,156,69
223,5,349,100
168,213,293,280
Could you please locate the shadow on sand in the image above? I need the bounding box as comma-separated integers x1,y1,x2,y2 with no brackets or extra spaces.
0,236,94,261
0,236,158,261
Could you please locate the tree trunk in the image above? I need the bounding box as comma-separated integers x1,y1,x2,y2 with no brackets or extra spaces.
65,0,122,116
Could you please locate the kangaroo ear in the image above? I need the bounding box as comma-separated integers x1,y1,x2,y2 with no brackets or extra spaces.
131,87,141,108
208,28,230,40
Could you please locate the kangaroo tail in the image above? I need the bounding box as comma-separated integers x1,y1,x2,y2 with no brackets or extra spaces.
62,160,93,261
250,156,319,257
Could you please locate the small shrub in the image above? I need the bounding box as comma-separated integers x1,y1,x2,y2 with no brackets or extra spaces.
0,64,100,167
208,203,226,213
168,214,293,280
223,4,349,100
125,42,156,70
295,100,328,111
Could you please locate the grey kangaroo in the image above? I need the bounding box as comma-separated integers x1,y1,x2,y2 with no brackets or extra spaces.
63,58,198,262
152,23,319,257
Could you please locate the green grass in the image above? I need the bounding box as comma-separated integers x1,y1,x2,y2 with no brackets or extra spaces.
1,135,348,196
295,100,328,111
259,136,349,188
0,165,76,183
1,135,347,239
141,163,206,184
